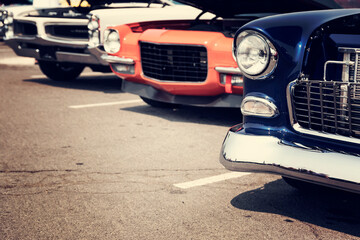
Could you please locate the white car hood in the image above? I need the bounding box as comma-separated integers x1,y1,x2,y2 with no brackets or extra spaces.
91,4,215,43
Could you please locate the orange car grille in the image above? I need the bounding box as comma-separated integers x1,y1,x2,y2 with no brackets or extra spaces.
140,42,207,82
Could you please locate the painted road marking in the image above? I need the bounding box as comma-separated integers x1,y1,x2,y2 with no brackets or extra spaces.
69,99,143,109
173,172,251,189
0,57,35,66
30,72,115,79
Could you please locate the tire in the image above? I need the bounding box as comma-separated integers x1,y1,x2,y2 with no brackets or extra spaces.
140,97,179,108
38,61,85,81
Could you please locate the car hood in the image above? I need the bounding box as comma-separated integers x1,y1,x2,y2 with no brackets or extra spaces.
28,0,171,17
176,0,343,18
85,0,170,7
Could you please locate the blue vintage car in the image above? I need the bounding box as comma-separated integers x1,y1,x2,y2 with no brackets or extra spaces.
220,0,360,193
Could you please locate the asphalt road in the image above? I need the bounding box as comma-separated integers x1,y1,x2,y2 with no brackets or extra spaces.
1,42,360,239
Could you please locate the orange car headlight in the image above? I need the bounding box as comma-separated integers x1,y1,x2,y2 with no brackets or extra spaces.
104,29,120,54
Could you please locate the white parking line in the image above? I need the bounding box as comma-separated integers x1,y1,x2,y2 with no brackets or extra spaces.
0,57,35,66
173,172,251,189
69,99,143,109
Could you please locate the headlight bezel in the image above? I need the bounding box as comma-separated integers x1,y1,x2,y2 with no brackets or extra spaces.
87,14,99,31
103,28,121,54
3,11,14,39
241,96,279,118
0,11,5,21
234,30,278,80
87,14,100,47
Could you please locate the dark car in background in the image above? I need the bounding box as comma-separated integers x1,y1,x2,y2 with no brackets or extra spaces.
220,0,360,193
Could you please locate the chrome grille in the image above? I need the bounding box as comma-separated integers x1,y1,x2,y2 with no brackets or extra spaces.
140,42,207,82
343,50,359,82
292,80,360,138
45,25,88,39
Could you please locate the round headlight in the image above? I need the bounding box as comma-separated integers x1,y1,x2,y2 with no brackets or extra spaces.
88,20,99,31
235,30,278,79
4,15,13,25
87,15,99,31
104,29,120,54
89,31,100,46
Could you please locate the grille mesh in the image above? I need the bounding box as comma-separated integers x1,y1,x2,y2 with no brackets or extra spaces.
14,21,37,36
292,80,360,138
45,25,88,39
140,42,207,82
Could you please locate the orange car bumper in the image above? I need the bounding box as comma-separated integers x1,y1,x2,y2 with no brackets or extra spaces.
106,25,243,106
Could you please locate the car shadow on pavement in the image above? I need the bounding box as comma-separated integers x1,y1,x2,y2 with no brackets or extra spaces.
121,104,242,127
23,74,123,94
231,179,360,237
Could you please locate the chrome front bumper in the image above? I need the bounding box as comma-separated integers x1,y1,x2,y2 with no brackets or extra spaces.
220,127,360,193
5,36,108,66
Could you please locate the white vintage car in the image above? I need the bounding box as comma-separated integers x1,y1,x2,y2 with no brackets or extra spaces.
4,0,211,81
0,1,34,40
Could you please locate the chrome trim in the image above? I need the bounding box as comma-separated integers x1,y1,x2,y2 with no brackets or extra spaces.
234,30,278,80
339,47,360,53
339,47,360,83
240,96,279,118
101,54,134,65
87,46,108,66
56,52,97,64
323,60,354,81
9,16,88,43
286,80,360,144
232,45,236,62
220,129,360,193
287,80,297,125
6,34,88,47
40,35,88,46
87,14,100,47
44,22,87,26
87,14,99,31
139,41,205,48
43,22,88,42
215,67,241,75
5,38,98,64
141,74,207,84
292,123,360,145
13,19,36,26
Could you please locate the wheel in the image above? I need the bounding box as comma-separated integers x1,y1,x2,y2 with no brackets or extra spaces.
38,60,85,81
140,97,179,108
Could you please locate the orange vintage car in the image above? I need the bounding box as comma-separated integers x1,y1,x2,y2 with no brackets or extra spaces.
101,0,324,108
